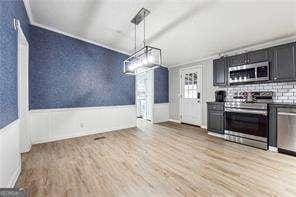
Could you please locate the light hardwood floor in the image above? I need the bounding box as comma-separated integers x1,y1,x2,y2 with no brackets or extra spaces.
17,121,296,197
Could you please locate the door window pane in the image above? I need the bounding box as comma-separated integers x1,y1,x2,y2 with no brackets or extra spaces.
194,73,197,84
192,90,197,98
184,84,189,98
184,72,199,99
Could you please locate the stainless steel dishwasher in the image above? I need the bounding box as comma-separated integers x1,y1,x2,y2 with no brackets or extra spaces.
277,108,296,155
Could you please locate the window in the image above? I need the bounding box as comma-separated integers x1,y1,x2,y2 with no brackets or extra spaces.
184,72,198,99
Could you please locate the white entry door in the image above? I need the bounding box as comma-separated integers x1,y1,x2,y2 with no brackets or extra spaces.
180,67,202,126
18,24,31,153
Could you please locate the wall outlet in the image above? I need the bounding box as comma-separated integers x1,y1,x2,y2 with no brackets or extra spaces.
80,123,84,128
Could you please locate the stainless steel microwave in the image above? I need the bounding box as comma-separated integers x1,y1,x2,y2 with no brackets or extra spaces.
228,61,269,84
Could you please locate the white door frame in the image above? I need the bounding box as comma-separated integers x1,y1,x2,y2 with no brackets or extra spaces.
179,65,203,125
17,22,31,153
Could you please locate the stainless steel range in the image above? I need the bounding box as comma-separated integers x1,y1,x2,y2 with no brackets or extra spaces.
224,91,273,150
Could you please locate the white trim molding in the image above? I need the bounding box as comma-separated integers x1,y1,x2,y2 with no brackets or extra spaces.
29,105,137,144
17,22,31,154
0,119,21,188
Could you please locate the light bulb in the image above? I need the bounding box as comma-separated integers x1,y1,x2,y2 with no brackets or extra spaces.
147,55,154,63
142,58,148,65
129,62,137,70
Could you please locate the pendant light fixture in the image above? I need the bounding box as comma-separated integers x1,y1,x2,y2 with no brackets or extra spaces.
123,8,162,75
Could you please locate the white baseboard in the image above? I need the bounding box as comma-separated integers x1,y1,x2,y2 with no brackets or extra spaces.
201,125,207,129
0,119,21,188
29,105,136,144
168,119,206,129
33,125,136,144
153,103,169,123
7,164,21,188
269,146,278,152
168,118,181,123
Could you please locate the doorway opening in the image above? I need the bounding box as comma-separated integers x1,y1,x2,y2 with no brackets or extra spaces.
136,70,154,123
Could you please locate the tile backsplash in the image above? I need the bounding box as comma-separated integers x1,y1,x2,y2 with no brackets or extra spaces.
220,82,296,103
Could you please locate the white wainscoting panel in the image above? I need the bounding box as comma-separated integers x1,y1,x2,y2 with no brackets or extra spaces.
153,103,169,123
0,120,21,188
29,105,136,144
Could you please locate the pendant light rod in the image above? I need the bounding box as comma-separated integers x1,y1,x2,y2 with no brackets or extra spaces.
143,15,146,47
134,24,137,51
131,8,150,48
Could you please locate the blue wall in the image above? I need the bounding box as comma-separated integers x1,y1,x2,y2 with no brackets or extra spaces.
29,26,135,109
0,0,30,129
154,66,169,103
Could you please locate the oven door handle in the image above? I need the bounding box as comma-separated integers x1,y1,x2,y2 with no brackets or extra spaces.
225,108,267,115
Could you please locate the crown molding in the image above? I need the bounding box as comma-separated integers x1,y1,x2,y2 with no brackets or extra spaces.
169,55,218,68
31,22,131,55
169,34,296,68
23,0,33,23
22,0,131,55
220,34,296,57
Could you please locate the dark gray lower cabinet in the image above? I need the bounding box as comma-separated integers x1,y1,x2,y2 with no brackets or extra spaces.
207,103,224,134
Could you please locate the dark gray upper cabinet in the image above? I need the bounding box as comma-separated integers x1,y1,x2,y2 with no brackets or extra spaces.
228,49,269,67
213,41,296,86
213,57,227,86
247,49,269,64
272,43,296,82
228,53,247,67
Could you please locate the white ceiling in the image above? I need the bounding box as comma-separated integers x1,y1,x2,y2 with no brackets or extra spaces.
27,0,296,67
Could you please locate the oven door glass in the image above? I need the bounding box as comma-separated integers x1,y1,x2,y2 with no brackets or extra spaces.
225,111,267,138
